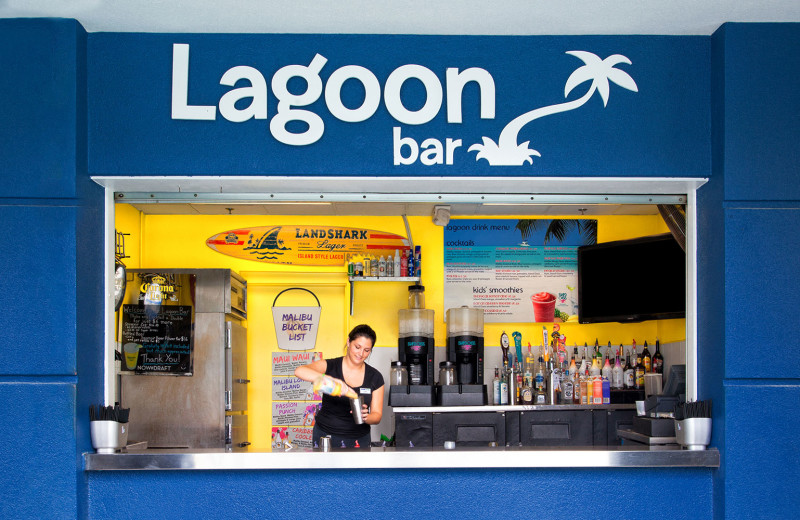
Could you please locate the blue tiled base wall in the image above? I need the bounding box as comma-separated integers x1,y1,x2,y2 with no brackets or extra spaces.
88,468,713,520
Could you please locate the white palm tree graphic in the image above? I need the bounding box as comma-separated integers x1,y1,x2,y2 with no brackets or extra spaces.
468,51,638,166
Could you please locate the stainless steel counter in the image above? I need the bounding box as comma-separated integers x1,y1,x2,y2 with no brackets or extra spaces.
393,404,636,413
84,445,719,471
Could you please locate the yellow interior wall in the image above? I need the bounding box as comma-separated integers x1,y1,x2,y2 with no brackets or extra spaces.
115,205,685,448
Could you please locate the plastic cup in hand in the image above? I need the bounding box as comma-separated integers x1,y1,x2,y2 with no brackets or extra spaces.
531,292,556,322
350,396,365,425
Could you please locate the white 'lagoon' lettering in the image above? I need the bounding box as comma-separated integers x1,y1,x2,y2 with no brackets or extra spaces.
170,44,496,145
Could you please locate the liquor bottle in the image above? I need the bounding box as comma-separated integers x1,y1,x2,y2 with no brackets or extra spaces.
520,366,534,405
572,364,582,405
612,347,624,389
535,384,546,404
602,376,611,404
492,367,501,405
547,355,560,405
378,256,386,277
386,253,394,277
652,339,664,374
623,348,635,389
568,356,577,389
601,354,612,382
370,256,379,277
524,343,535,388
393,250,401,278
606,341,613,366
578,351,588,380
515,361,523,403
590,352,601,377
581,343,588,370
581,373,590,405
592,375,603,405
500,363,509,405
634,349,646,390
534,356,546,395
642,341,652,373
561,364,574,404
594,338,602,366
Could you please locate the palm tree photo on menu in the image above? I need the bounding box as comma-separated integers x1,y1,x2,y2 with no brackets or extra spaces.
515,218,597,246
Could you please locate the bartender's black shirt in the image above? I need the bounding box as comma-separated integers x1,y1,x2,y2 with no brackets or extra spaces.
314,356,384,438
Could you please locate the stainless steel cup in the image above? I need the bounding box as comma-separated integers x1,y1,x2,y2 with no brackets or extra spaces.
350,396,365,424
644,373,663,397
320,435,331,451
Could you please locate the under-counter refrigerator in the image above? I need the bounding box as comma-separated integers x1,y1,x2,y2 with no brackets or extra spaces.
118,269,248,448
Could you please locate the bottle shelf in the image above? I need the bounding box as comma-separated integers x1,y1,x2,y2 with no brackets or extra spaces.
348,276,420,282
348,276,421,315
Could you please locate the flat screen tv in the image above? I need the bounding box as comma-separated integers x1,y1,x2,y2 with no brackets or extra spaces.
577,233,686,323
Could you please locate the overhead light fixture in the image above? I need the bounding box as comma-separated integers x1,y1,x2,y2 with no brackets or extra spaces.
197,201,332,205
261,201,332,205
432,205,451,226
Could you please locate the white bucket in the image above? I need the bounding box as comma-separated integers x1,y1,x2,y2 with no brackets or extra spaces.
272,288,321,351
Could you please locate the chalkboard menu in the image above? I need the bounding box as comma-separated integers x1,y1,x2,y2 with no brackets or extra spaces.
120,304,194,375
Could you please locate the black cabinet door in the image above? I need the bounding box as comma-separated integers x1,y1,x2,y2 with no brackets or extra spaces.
395,413,432,448
518,410,593,447
432,412,506,447
606,409,636,446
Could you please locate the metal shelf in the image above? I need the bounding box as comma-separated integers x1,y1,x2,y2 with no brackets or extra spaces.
348,276,421,315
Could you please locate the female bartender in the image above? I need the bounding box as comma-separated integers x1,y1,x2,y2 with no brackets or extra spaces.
295,324,385,449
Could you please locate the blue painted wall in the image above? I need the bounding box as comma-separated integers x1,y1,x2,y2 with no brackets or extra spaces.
711,23,800,519
2,17,799,520
0,17,90,520
88,468,712,519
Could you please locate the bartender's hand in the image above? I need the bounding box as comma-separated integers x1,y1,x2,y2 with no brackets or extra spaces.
360,404,369,423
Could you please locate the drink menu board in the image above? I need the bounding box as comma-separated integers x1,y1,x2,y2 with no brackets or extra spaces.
443,218,596,323
119,304,194,374
271,351,322,449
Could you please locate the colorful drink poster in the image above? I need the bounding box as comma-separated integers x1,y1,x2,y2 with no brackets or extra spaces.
271,426,314,450
272,351,323,376
272,376,317,401
272,401,321,427
443,218,597,323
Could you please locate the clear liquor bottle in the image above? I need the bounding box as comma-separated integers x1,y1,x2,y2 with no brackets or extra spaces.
612,347,624,389
601,354,612,382
561,363,574,404
500,362,509,405
492,367,501,405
